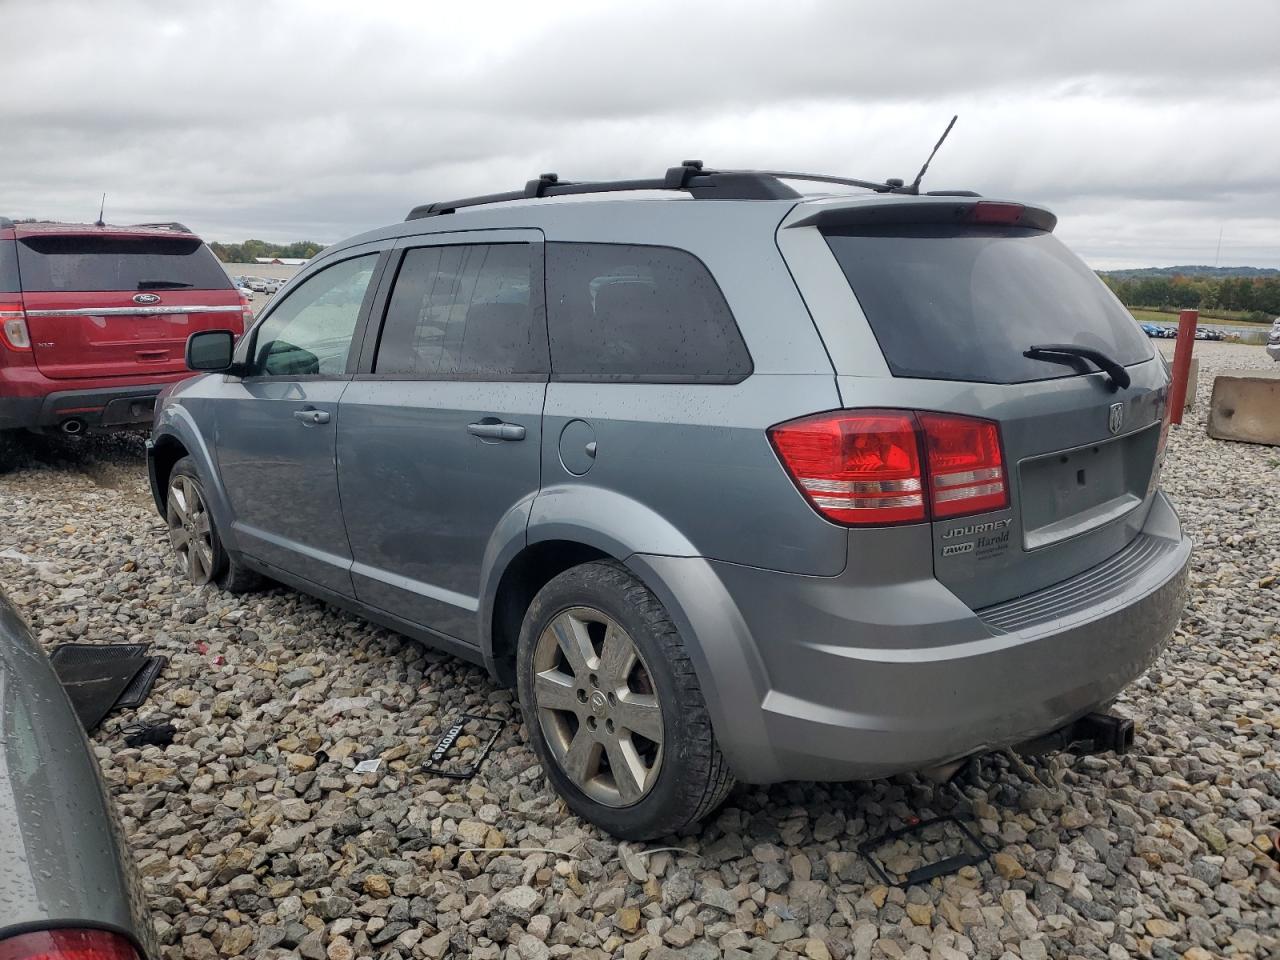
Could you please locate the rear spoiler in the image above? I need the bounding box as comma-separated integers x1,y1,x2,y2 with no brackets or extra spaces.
784,198,1057,233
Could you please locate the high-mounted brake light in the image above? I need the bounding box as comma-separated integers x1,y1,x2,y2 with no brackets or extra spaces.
968,201,1024,225
769,410,1009,526
0,302,31,350
0,928,140,960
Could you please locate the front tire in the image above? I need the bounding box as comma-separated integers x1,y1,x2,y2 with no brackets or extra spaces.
167,457,261,593
516,560,734,839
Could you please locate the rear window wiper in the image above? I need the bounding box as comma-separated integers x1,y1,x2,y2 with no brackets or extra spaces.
137,280,193,289
1024,344,1131,390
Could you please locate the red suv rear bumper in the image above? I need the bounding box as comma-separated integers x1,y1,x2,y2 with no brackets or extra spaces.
0,367,190,431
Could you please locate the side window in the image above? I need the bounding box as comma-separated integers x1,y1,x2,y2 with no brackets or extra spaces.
374,243,545,378
251,254,378,376
545,242,751,382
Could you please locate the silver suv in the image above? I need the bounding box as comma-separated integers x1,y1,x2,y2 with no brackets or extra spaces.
149,164,1191,839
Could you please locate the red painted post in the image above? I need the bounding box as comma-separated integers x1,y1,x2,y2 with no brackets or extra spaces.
1167,309,1198,425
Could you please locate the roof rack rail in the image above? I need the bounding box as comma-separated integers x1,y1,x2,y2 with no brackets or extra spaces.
405,162,978,221
130,221,193,233
406,162,812,219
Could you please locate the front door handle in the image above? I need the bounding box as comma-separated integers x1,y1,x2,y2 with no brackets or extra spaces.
293,408,331,425
467,420,525,441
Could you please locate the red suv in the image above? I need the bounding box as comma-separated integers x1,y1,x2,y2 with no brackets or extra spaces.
0,218,249,434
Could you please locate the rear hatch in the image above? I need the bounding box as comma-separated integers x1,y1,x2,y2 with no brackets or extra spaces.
15,229,242,379
811,200,1167,609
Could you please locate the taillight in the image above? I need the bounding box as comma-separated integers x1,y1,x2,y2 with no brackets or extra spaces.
918,413,1009,518
238,295,253,328
769,410,1009,526
768,410,925,525
0,929,140,960
0,302,30,350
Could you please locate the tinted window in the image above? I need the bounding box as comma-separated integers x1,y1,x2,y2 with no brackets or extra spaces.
15,235,232,292
546,243,751,382
823,225,1154,384
252,254,378,376
0,239,18,293
375,243,545,378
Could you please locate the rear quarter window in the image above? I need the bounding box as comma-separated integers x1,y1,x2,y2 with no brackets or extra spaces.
0,238,18,293
546,242,751,383
823,225,1154,384
16,234,232,293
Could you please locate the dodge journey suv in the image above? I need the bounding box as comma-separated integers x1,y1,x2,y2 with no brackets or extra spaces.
0,218,248,434
148,164,1191,839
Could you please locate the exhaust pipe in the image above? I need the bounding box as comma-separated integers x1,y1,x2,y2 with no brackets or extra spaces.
1013,712,1135,757
60,418,85,435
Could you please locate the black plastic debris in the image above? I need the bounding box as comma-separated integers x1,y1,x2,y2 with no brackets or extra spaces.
122,714,177,748
422,713,505,779
859,814,991,888
49,642,167,732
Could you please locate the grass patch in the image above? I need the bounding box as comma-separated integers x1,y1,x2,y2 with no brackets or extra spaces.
1128,307,1271,326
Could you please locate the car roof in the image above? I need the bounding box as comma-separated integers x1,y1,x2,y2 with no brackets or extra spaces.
315,188,1054,269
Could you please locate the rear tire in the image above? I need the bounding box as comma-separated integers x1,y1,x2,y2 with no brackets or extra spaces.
516,560,734,839
167,457,261,594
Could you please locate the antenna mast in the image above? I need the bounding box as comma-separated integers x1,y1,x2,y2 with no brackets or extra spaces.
95,193,106,227
905,115,958,195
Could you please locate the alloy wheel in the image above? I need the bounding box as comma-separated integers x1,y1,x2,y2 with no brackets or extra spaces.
167,474,216,585
531,606,664,807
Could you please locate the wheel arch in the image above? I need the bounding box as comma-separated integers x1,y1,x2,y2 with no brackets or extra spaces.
481,487,701,683
149,405,239,552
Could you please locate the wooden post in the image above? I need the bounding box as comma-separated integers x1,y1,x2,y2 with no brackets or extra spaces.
1168,309,1198,425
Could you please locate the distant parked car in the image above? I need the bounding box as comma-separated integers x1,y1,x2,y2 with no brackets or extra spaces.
0,218,251,435
263,279,282,294
0,592,156,958
237,285,255,301
1140,323,1161,338
1267,318,1280,361
245,277,269,293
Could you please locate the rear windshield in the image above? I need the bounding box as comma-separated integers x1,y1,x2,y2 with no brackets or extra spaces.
823,225,1153,384
16,235,232,293
0,238,18,293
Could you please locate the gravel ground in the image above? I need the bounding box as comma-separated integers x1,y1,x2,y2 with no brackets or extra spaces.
1,341,1277,960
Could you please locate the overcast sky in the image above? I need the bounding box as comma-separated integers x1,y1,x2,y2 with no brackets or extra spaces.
2,0,1278,269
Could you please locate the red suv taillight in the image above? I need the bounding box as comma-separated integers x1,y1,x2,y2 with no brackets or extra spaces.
0,929,140,960
0,301,31,350
238,294,254,328
769,409,1009,526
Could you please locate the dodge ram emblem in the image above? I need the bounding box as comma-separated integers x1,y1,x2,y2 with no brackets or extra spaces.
133,293,161,305
1108,402,1124,435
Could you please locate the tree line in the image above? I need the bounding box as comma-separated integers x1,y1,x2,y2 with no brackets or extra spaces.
209,239,325,263
1100,273,1280,320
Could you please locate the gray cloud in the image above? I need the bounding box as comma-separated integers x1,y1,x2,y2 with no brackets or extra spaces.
1,0,1277,267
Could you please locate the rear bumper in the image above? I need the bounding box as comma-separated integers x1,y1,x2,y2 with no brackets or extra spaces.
0,376,179,430
633,491,1191,784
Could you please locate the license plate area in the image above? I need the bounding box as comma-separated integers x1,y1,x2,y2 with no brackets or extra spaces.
1019,424,1159,550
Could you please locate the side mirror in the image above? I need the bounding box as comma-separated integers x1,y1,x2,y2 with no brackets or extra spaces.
186,330,236,372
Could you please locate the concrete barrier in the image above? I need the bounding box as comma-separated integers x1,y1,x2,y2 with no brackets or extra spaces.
1208,371,1280,445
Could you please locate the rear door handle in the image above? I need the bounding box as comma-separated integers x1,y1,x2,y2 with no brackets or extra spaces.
467,420,525,441
293,408,330,425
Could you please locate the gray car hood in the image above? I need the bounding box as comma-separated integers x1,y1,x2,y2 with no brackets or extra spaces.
0,594,151,952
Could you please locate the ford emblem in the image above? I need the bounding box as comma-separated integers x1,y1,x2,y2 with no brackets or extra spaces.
133,293,161,305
